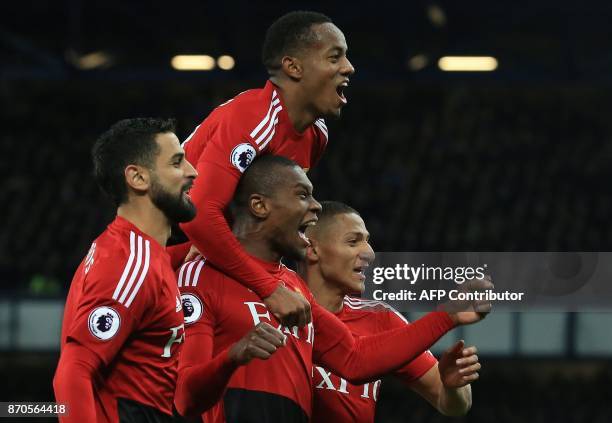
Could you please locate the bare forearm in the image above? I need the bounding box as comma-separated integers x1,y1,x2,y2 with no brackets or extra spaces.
437,384,472,416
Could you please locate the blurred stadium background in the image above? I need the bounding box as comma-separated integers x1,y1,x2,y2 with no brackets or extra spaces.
2,1,612,421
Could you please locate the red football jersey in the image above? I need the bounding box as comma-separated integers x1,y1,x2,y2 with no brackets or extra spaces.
59,216,185,421
182,80,328,173
311,297,438,423
176,256,455,423
178,256,317,422
177,81,328,298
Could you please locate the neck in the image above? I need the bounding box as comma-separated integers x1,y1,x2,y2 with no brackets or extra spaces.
302,266,345,313
117,197,171,247
270,77,318,133
233,218,282,264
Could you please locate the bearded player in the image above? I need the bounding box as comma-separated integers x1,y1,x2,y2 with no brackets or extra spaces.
174,156,492,422
300,201,481,422
53,118,197,422
171,11,355,328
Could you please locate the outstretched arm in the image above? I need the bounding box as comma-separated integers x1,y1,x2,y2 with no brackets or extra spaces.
314,304,458,385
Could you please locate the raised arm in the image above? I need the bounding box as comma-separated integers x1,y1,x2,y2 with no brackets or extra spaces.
179,125,311,327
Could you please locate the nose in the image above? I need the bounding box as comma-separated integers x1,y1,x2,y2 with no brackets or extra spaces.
310,197,322,216
184,158,198,180
342,57,355,76
360,242,375,264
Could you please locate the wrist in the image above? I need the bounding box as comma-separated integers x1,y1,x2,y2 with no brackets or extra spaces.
261,280,283,299
227,343,244,365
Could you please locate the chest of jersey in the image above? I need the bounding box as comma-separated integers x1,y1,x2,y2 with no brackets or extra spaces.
213,276,314,354
311,310,382,423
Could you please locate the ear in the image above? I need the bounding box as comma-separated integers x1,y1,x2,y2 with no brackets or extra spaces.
124,164,150,195
249,193,269,219
305,239,319,264
281,55,303,81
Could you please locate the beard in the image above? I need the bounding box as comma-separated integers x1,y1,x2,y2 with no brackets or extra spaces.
150,176,196,223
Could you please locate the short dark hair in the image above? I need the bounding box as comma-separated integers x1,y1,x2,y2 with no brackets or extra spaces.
262,11,332,71
232,155,301,216
306,201,359,239
318,201,359,224
92,117,176,206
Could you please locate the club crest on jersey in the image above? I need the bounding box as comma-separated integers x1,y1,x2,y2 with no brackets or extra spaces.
181,293,203,324
230,143,256,173
88,306,120,340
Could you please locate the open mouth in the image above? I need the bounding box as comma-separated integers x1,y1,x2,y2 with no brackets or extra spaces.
353,264,368,281
336,81,349,105
182,183,193,201
297,220,317,246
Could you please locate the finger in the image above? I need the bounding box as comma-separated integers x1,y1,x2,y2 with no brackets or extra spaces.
474,302,492,314
251,336,280,354
468,278,494,291
259,321,286,338
257,324,286,347
447,340,465,355
444,339,465,356
304,298,312,324
462,372,479,382
457,354,479,366
248,344,274,360
276,311,297,328
296,296,311,328
459,363,481,374
462,346,478,357
296,305,307,329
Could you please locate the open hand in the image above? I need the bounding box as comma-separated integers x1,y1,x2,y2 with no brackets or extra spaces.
439,340,481,388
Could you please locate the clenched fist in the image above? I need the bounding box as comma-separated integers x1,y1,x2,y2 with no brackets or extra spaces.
264,284,312,328
229,322,287,365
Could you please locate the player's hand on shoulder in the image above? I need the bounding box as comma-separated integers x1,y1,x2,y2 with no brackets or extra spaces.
443,275,494,325
264,284,312,328
439,340,481,388
229,322,287,365
184,244,202,263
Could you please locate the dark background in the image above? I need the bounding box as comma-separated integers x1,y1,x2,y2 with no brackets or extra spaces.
1,1,611,422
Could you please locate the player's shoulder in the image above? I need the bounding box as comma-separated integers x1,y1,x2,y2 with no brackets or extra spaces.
83,224,161,306
313,118,329,142
279,264,310,292
176,256,208,288
209,83,278,128
176,256,230,291
342,296,407,321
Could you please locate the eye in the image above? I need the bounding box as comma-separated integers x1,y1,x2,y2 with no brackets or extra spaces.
347,239,358,246
298,193,308,200
329,55,340,63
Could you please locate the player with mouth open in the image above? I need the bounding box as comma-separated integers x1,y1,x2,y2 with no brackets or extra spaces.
170,11,355,329
174,156,492,422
